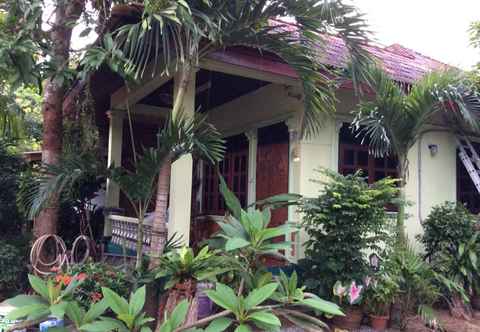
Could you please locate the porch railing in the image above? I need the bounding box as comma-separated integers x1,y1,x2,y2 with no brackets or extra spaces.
109,215,153,255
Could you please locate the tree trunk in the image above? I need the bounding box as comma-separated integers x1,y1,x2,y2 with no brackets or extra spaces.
33,0,86,238
149,160,172,268
149,64,193,266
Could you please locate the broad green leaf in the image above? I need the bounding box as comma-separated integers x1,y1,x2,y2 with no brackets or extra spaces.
6,303,48,320
170,299,189,329
261,224,290,241
129,285,146,316
299,298,344,316
84,299,109,323
28,274,49,299
65,301,84,327
226,238,250,251
248,311,281,327
205,284,237,312
102,287,129,316
50,302,69,319
219,174,242,220
80,320,123,332
140,327,153,332
205,317,233,332
234,324,252,332
244,283,278,310
6,294,46,307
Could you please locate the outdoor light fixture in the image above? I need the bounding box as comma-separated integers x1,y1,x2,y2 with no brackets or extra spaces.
369,253,380,272
291,145,301,162
428,144,439,157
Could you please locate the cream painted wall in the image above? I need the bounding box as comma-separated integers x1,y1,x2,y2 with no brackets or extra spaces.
207,84,460,257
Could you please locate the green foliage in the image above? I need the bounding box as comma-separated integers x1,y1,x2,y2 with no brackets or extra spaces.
67,261,132,309
299,169,398,298
364,274,399,316
0,140,26,235
385,245,442,330
155,246,231,289
419,201,477,261
6,274,84,322
82,0,373,138
0,240,27,297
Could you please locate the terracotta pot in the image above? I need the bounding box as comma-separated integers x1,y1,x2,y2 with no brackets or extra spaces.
332,306,363,330
369,314,389,331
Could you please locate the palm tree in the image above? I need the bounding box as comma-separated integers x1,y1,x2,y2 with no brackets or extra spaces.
352,66,480,244
95,0,373,257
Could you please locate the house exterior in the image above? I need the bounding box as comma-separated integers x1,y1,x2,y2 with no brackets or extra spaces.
82,20,478,260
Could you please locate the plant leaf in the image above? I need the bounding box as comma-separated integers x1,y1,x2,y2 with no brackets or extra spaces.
244,283,278,310
102,287,129,316
205,317,233,332
225,238,250,251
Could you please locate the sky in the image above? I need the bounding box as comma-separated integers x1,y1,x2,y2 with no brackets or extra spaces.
354,0,480,69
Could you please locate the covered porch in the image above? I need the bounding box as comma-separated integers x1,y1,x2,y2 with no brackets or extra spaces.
101,48,325,261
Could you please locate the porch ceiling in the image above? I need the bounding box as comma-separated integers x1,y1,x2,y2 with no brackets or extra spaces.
138,69,270,113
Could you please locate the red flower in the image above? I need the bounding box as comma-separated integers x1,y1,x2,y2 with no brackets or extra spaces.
91,292,102,303
62,275,72,286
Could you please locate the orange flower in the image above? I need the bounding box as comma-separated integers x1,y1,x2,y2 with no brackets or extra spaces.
77,273,87,282
62,275,72,286
55,274,63,283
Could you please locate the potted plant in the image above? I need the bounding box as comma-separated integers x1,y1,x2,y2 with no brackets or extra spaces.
332,280,366,330
365,274,399,331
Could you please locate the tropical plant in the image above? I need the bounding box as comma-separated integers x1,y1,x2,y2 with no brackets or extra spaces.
66,261,132,309
6,274,85,327
81,0,373,260
364,274,399,316
0,240,27,298
212,175,294,278
299,169,398,298
419,201,477,261
352,65,480,244
109,112,225,270
384,245,442,330
155,246,231,289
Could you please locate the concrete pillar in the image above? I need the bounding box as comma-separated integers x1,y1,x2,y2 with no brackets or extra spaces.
168,70,196,245
104,110,124,237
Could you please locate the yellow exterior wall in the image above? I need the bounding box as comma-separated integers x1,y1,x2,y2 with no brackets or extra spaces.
206,84,459,257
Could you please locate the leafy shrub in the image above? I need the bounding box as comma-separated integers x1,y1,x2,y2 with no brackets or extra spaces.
419,201,476,261
0,240,27,298
65,261,131,308
298,169,398,298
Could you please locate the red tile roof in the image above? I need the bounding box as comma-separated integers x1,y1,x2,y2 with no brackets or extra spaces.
320,35,448,84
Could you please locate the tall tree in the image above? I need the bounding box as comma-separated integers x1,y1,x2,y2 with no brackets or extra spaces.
35,0,88,236
352,66,480,244
94,0,373,258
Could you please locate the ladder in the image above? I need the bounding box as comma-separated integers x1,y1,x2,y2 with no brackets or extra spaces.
456,134,480,194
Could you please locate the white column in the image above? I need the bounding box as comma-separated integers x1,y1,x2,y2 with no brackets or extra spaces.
331,120,344,172
285,117,301,261
104,110,124,237
168,70,196,245
245,129,258,208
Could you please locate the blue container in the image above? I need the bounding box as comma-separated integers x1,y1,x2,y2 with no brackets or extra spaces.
39,318,64,332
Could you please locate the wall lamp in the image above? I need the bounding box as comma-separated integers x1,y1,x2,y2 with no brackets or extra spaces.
428,144,439,157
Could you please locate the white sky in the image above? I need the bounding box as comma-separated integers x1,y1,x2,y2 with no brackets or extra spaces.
354,0,480,69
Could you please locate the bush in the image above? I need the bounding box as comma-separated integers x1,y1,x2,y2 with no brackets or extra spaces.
419,201,476,261
64,261,131,308
298,169,398,298
0,240,27,298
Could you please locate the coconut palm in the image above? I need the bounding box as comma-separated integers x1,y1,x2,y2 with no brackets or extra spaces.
89,0,373,257
352,65,480,244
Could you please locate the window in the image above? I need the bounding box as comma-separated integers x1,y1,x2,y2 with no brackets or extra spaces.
202,134,248,215
339,123,398,183
457,143,480,214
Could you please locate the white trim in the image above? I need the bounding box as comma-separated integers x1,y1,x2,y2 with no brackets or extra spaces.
331,120,344,172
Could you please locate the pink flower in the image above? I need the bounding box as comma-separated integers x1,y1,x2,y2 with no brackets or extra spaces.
348,281,363,305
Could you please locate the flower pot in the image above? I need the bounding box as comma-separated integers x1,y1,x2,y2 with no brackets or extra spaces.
369,314,389,331
332,306,363,330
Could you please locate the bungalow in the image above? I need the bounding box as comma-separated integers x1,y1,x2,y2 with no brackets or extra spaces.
81,17,479,260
